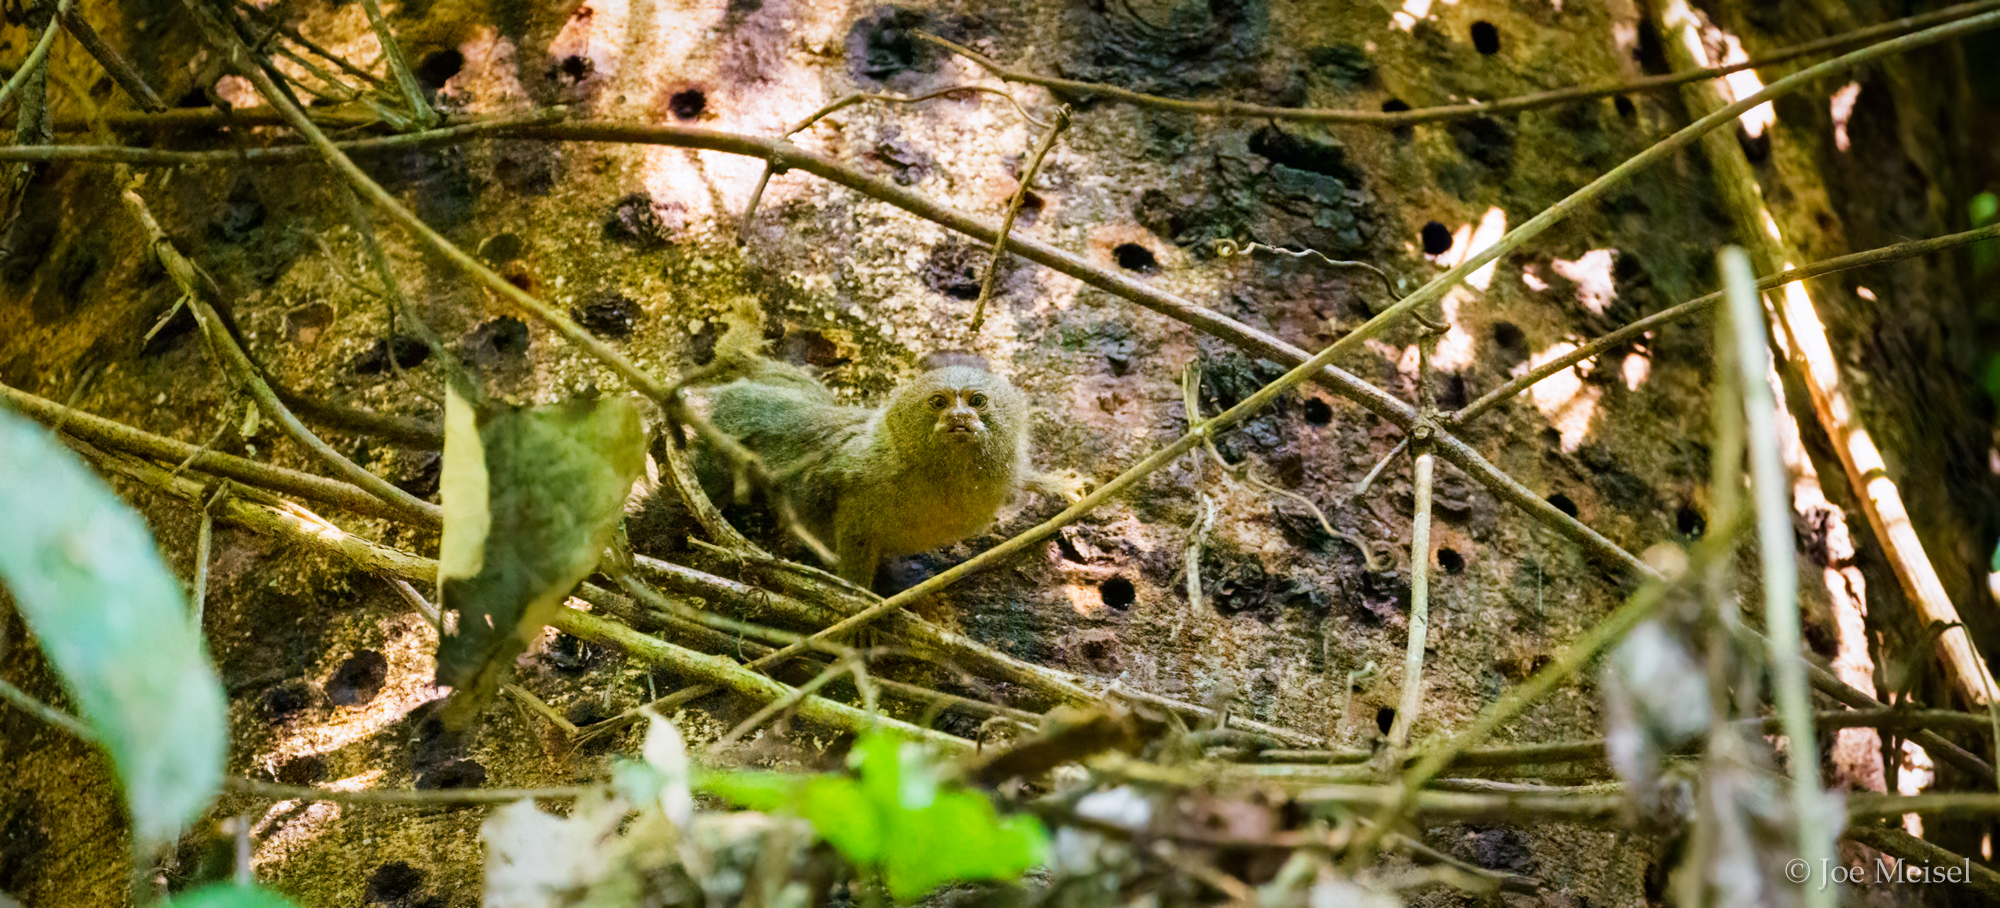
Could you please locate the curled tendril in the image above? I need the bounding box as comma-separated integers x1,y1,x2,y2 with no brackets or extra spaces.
1212,238,1397,299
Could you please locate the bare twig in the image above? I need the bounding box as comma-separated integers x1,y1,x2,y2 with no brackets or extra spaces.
1212,239,1395,301
503,683,580,737
1388,324,1443,750
353,0,437,128
227,778,582,805
915,1,2000,127
229,0,389,90
968,104,1069,339
1843,823,2000,900
708,657,860,754
739,85,1045,244
0,382,430,525
56,8,165,111
785,85,1048,137
116,175,440,526
0,678,94,740
1454,221,2000,425
0,0,71,115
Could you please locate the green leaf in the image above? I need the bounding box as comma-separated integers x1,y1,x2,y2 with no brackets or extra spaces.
697,769,806,811
802,774,884,866
882,789,1048,901
172,884,302,908
434,391,644,723
0,409,227,851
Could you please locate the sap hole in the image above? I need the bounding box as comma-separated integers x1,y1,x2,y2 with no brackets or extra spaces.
1421,221,1454,255
415,49,464,92
1114,243,1159,274
1437,548,1465,573
1547,493,1578,518
1677,504,1705,538
366,861,425,902
326,650,388,706
668,88,706,120
1471,21,1500,55
1100,576,1136,610
1303,398,1333,425
1375,706,1397,734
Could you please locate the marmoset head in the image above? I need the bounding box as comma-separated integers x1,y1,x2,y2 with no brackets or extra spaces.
885,363,1027,457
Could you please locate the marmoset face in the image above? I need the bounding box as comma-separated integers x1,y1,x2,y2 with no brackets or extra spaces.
926,386,992,440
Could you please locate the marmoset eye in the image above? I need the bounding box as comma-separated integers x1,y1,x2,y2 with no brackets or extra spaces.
929,393,950,409
968,392,988,408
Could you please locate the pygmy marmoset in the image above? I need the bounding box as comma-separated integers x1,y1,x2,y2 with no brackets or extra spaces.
696,352,1060,587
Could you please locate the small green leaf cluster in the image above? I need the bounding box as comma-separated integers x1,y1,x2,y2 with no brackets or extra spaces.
702,734,1048,902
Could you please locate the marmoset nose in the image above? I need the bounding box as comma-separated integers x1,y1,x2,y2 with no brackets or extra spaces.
945,406,981,432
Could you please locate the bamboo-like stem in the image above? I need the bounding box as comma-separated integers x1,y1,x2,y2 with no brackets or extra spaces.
1254,709,2000,770
1388,326,1442,750
1661,0,1997,711
1722,246,1835,908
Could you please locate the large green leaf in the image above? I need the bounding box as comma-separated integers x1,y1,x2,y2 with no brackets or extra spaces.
434,391,644,724
0,408,227,851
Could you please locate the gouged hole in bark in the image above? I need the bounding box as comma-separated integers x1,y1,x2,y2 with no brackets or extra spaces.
416,49,464,92
275,753,325,785
1375,706,1396,734
1114,243,1159,274
1382,98,1410,112
1421,221,1453,255
1304,398,1333,425
1547,493,1578,518
1677,504,1705,538
261,681,312,722
1015,191,1045,227
326,650,388,706
1437,547,1464,573
1101,576,1136,610
1471,21,1500,55
1615,95,1636,118
669,88,707,120
479,232,524,264
366,861,425,902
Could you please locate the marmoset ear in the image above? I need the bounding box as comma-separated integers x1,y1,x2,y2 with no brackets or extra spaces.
918,350,988,372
